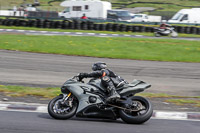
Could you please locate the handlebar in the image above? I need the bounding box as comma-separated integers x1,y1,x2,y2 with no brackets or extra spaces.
72,75,84,82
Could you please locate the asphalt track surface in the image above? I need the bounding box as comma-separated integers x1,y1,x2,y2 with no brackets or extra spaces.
0,110,199,133
0,50,200,96
1,28,200,41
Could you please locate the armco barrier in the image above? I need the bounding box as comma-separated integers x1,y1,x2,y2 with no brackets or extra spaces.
1,18,200,35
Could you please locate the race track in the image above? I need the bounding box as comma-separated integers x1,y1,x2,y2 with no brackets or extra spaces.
0,50,199,96
0,110,199,133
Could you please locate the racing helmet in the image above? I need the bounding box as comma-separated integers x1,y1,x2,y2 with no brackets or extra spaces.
92,62,107,71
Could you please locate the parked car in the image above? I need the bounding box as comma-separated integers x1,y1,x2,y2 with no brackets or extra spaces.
168,8,200,23
131,14,161,22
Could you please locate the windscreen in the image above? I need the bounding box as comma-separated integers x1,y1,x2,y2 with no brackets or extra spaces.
171,13,184,20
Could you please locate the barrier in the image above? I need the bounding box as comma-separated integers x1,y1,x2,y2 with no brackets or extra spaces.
1,18,200,35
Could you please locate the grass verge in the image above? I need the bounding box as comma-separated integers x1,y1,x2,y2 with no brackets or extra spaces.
136,93,200,99
0,85,59,98
166,99,200,107
0,34,200,62
1,84,199,107
0,25,154,36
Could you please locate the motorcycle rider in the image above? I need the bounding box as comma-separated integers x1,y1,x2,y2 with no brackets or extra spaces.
78,62,127,101
159,23,171,31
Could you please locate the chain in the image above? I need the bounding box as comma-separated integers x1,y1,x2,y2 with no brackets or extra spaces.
107,104,141,112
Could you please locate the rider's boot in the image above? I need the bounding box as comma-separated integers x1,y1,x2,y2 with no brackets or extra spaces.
106,86,120,102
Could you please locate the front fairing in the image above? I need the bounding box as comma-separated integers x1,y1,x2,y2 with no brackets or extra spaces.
63,78,79,85
61,78,104,113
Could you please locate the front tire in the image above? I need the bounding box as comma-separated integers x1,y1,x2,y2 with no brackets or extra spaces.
171,31,178,38
154,32,160,37
119,96,153,124
48,94,78,119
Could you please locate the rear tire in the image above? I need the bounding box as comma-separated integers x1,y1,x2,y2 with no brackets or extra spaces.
48,94,78,120
119,96,153,124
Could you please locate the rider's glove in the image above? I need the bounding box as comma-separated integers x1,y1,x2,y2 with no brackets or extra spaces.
78,73,88,80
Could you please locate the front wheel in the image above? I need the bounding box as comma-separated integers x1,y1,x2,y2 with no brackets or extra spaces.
171,31,178,38
48,93,78,119
119,96,153,124
154,32,160,37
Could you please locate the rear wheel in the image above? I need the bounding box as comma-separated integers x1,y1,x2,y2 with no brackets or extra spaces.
119,96,153,124
48,93,78,119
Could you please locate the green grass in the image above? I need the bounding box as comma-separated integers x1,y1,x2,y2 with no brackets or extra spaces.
0,0,65,11
0,25,154,36
0,34,200,62
137,92,200,107
0,85,60,98
166,99,200,107
110,0,200,12
1,84,199,99
1,84,200,107
136,93,200,99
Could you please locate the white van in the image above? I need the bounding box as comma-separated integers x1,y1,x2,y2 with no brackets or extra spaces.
59,0,111,19
168,8,200,23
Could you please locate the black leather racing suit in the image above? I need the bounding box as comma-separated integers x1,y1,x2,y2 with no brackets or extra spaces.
82,69,127,93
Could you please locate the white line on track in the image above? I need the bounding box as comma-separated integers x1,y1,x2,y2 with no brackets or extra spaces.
112,34,119,36
87,33,95,35
40,31,48,33
5,29,14,31
51,32,59,34
17,30,25,32
99,33,107,36
29,30,36,32
123,35,131,37
64,32,71,34
135,35,144,37
76,32,83,34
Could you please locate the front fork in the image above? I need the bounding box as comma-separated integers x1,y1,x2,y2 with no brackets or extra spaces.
61,92,72,107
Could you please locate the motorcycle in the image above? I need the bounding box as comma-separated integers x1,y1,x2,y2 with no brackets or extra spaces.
48,76,153,124
154,27,178,37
